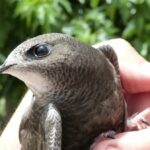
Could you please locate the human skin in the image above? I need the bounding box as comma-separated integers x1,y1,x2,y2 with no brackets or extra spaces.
0,38,150,150
0,90,33,150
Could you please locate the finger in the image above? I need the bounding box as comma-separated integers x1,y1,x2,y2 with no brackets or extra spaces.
120,62,150,93
125,92,150,115
92,129,150,150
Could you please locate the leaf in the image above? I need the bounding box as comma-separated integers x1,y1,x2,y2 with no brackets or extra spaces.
122,21,136,38
90,0,100,8
78,0,86,4
35,5,45,25
0,97,6,118
60,0,72,14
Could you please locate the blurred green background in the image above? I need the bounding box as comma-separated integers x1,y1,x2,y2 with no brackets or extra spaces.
0,0,150,130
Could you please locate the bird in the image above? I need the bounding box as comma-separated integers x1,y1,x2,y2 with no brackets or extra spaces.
0,33,127,150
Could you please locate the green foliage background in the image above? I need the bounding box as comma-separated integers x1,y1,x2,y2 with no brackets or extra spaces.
0,0,150,129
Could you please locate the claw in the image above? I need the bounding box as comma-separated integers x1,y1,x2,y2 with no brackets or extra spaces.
140,117,150,126
127,107,150,131
93,130,116,143
100,130,116,139
90,130,116,150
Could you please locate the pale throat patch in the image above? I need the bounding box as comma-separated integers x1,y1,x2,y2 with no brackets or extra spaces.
7,70,50,95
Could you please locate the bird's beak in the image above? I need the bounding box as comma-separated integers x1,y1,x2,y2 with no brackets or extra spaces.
0,63,16,73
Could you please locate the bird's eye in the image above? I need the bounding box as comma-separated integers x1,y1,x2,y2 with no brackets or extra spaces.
26,43,53,59
33,44,52,58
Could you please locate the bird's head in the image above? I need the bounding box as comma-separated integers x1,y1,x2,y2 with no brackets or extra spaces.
0,33,104,97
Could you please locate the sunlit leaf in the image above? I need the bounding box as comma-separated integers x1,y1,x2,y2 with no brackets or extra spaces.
0,97,6,118
122,21,136,38
78,0,86,4
90,0,100,8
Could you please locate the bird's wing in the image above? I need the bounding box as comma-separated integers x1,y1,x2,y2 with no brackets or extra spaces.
96,45,119,73
43,103,62,150
97,45,128,131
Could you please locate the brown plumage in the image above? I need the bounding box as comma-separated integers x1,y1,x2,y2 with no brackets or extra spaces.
0,33,126,150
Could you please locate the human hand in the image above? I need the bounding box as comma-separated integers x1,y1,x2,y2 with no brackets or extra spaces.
92,39,150,150
0,91,33,150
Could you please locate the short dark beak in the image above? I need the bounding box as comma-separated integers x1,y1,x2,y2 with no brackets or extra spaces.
0,63,16,73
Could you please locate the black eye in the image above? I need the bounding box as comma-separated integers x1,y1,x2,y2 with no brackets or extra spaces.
34,44,52,58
